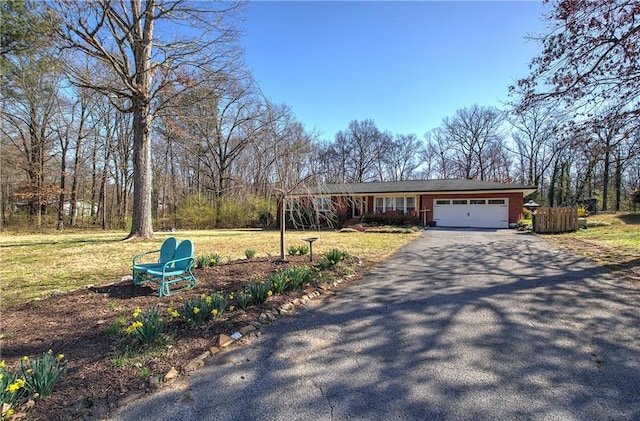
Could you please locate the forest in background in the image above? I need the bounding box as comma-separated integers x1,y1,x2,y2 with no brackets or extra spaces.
1,0,639,232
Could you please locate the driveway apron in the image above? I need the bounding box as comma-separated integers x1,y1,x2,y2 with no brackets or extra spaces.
112,229,640,421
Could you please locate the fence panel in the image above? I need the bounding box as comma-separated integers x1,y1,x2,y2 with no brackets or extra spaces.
533,207,578,233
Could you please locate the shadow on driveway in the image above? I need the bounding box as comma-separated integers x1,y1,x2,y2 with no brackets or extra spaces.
112,230,640,421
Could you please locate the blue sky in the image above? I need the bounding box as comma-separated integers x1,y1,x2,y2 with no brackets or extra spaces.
243,1,549,140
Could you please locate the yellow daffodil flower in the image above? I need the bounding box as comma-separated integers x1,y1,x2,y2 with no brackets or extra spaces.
193,307,200,315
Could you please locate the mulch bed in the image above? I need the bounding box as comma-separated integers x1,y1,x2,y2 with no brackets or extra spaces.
0,255,357,420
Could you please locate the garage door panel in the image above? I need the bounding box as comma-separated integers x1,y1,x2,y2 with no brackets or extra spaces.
433,198,508,228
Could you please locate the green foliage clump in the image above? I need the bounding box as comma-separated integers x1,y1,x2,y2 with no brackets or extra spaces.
180,293,228,326
176,195,216,229
297,245,309,255
195,252,223,268
235,290,251,309
283,265,313,289
268,271,288,294
245,249,256,259
125,306,166,346
325,248,348,265
287,245,298,256
1,351,67,416
247,282,272,305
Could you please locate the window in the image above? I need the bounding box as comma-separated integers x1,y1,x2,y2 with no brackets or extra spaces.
373,195,418,213
385,197,394,211
435,200,450,205
375,197,384,213
315,197,331,211
470,199,486,205
406,197,416,212
452,200,467,205
488,199,506,205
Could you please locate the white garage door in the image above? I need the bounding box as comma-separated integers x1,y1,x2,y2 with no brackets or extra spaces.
433,198,509,228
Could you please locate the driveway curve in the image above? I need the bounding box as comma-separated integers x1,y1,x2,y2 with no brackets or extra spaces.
112,229,640,421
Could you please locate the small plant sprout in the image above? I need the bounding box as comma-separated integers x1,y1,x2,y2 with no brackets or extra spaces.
245,249,256,259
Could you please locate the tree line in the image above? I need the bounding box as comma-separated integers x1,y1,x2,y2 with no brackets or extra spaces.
1,0,639,234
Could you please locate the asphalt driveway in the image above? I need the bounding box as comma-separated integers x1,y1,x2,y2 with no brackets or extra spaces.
112,229,640,421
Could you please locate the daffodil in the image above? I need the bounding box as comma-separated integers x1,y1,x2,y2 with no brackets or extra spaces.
132,307,141,318
193,307,200,315
57,354,64,361
21,356,29,362
5,378,25,393
229,305,235,312
211,309,218,316
0,360,6,369
3,408,14,417
171,310,179,318
267,290,273,297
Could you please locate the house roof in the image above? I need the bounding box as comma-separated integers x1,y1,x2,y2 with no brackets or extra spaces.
290,179,537,197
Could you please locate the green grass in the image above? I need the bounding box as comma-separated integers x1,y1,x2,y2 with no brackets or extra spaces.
0,228,420,309
574,213,640,248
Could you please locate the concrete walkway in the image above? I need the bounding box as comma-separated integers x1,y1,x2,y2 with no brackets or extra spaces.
112,229,640,421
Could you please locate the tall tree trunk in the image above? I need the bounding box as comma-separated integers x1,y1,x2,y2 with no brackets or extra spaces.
128,96,154,238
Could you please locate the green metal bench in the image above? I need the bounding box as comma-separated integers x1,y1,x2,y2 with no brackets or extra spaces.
132,237,178,285
143,239,197,297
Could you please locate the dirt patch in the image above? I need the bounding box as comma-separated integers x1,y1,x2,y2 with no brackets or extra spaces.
0,255,360,420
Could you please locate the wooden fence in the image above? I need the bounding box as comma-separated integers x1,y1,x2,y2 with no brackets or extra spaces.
533,207,578,233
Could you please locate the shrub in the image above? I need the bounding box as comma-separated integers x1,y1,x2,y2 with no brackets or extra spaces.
360,213,420,226
297,245,309,255
287,245,298,256
125,306,166,346
245,249,256,259
175,195,216,229
247,282,272,305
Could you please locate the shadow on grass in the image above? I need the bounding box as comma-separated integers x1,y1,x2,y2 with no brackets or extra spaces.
615,213,640,224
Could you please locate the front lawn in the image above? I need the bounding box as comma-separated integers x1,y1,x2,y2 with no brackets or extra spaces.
0,229,420,310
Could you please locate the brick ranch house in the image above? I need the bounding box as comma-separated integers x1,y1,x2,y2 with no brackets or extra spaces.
288,179,538,229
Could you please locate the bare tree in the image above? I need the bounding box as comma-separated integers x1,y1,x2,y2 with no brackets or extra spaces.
49,0,243,239
514,1,640,128
442,105,505,180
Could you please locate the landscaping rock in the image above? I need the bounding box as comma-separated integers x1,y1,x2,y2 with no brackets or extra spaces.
209,346,221,356
218,334,234,348
164,367,179,381
239,325,256,335
183,357,204,372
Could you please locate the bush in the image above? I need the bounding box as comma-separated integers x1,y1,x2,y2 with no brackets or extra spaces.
175,195,216,229
287,245,298,256
521,207,532,220
360,213,421,226
297,245,309,255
